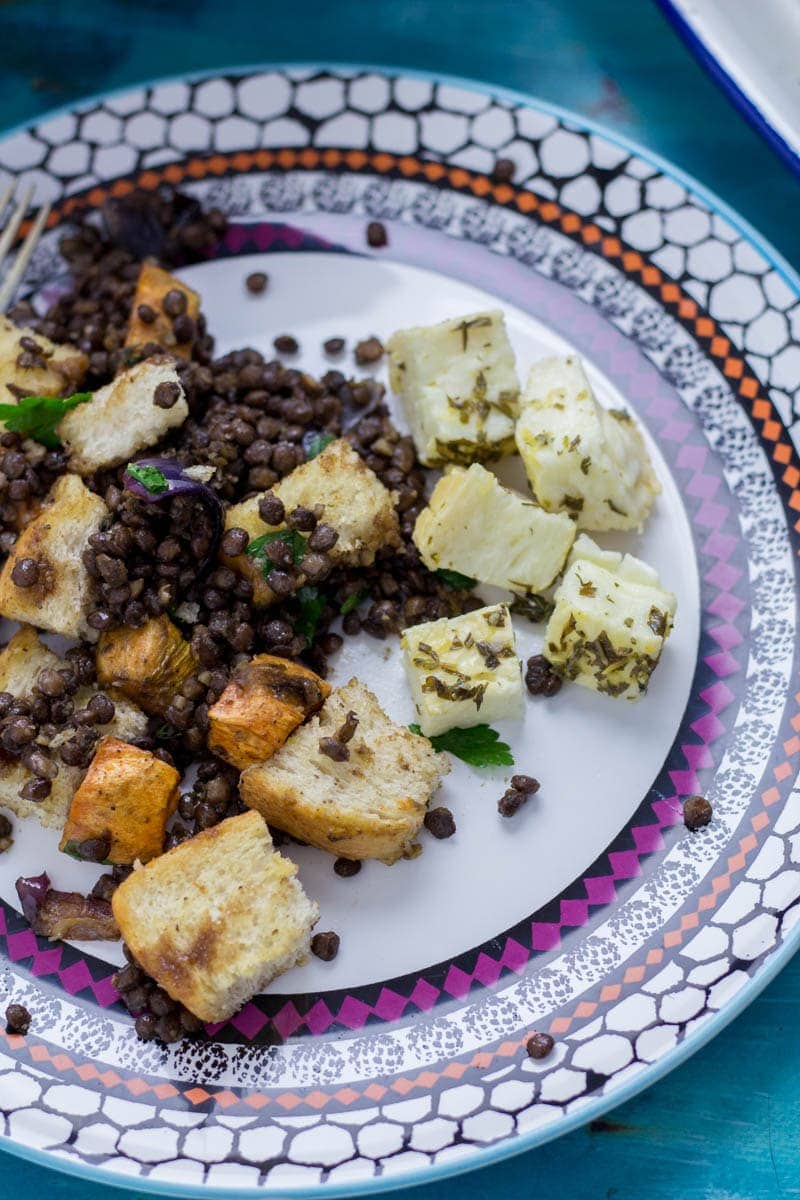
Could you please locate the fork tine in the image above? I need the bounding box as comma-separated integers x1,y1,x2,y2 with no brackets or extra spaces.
0,184,35,282
0,197,51,314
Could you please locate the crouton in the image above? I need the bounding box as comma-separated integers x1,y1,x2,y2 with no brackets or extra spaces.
241,678,447,864
124,261,200,359
58,357,188,475
112,811,319,1021
0,315,88,402
208,654,331,769
96,615,198,715
0,628,147,829
60,737,179,864
222,437,401,605
0,474,107,637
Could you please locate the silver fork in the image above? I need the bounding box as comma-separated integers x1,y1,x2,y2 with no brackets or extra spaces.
0,182,52,313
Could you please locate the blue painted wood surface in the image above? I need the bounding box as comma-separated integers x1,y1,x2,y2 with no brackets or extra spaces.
0,2,798,1197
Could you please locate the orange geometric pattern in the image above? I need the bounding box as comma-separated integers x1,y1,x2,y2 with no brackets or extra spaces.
4,147,799,1113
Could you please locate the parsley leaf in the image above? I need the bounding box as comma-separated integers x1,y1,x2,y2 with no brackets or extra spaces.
340,588,368,616
509,592,555,623
126,462,168,494
0,391,92,449
408,723,514,767
436,568,477,591
305,432,336,460
246,529,307,578
293,585,327,646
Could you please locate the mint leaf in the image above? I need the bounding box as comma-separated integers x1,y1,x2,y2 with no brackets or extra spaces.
293,585,326,646
408,723,514,767
126,462,168,495
246,529,307,578
340,588,368,616
0,391,92,449
305,432,336,460
436,568,477,591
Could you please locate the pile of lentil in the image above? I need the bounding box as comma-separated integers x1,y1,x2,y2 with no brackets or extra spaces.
0,187,478,1041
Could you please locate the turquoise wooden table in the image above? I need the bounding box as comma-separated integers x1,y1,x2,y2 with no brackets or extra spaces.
0,1,798,1197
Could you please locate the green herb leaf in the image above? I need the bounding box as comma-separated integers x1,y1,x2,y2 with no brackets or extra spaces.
246,529,307,578
293,585,327,646
305,432,336,460
436,568,477,591
340,588,368,616
509,592,555,623
0,391,92,449
126,462,168,495
408,723,514,767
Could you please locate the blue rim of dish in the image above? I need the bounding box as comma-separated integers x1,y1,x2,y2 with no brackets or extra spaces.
655,0,800,180
0,58,799,1200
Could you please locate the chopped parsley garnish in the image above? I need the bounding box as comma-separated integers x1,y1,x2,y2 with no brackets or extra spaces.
0,391,92,449
305,432,336,460
246,529,307,578
509,592,554,623
409,722,514,767
436,568,477,591
293,585,327,646
126,463,168,495
341,588,368,615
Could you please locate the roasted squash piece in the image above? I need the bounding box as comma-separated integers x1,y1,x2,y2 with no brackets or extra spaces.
207,654,331,769
60,737,180,865
124,261,200,359
96,614,198,715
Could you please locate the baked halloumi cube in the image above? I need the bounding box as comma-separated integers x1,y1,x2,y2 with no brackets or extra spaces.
0,474,107,637
413,462,575,594
0,315,88,402
223,437,401,606
125,261,200,358
112,811,319,1021
241,678,447,864
515,356,660,532
0,627,147,829
58,357,188,475
401,603,523,736
387,309,519,466
544,534,677,700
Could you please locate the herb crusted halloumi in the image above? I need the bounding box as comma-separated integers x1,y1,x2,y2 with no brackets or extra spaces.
413,462,575,595
401,603,523,737
544,535,677,700
387,309,519,466
0,315,88,403
58,357,189,475
515,355,660,532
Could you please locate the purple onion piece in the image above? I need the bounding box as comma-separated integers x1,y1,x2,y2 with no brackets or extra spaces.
15,871,51,927
122,457,223,575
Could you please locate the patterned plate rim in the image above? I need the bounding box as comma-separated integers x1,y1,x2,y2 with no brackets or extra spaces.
0,60,798,1198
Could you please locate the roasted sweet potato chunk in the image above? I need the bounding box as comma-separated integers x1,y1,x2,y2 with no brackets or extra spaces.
60,737,180,865
96,615,198,716
208,655,331,769
124,261,200,359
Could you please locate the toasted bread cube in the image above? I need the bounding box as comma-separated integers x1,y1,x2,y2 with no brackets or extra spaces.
58,357,188,475
401,603,523,736
223,438,401,605
125,262,200,359
0,315,88,402
515,356,660,532
0,474,107,636
413,462,575,595
241,678,447,863
544,535,677,700
0,628,147,828
387,310,519,466
112,811,319,1021
60,737,179,864
96,615,198,716
208,655,331,769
